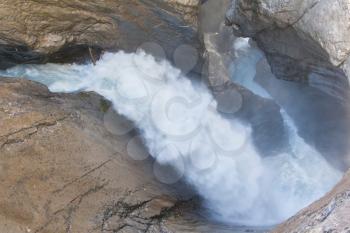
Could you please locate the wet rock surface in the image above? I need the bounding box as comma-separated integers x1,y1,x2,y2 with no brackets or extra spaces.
225,0,350,170
201,0,290,157
226,0,350,101
255,58,350,170
0,77,197,233
0,1,281,232
0,0,202,71
225,0,350,231
165,0,201,26
1,0,350,232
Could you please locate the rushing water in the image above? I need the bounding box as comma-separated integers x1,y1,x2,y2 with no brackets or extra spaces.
0,51,341,226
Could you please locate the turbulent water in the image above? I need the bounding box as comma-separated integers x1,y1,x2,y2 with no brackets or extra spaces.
0,51,341,226
229,38,270,99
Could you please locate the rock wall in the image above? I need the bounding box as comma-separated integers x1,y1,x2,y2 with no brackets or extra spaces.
200,0,290,157
165,0,201,25
0,77,199,233
225,0,350,231
226,0,350,100
226,0,350,169
0,0,202,70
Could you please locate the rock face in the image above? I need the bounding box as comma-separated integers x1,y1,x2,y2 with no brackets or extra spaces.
225,0,350,170
165,0,201,25
0,77,196,233
273,170,350,233
226,0,350,100
0,0,202,70
225,0,350,231
227,0,350,65
200,0,290,157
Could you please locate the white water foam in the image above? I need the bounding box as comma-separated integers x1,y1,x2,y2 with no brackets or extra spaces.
229,37,270,99
0,51,341,226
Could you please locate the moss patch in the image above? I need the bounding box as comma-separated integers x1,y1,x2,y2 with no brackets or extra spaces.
100,99,111,113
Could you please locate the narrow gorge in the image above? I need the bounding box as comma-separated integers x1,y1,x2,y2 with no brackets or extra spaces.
0,1,349,233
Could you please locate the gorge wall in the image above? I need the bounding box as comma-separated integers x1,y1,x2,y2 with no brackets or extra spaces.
0,0,202,71
0,0,350,232
226,0,350,100
225,0,350,232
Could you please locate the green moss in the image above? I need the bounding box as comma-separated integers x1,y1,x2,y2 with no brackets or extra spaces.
100,99,111,113
79,92,110,113
78,92,90,99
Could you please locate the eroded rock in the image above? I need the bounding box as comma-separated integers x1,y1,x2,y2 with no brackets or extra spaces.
226,0,350,100
225,1,350,231
0,0,202,71
0,77,196,233
200,0,289,157
165,0,201,26
225,0,350,170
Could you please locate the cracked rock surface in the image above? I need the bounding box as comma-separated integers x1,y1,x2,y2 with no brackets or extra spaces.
0,78,195,233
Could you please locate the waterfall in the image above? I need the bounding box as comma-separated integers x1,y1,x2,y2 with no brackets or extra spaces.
0,51,341,226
